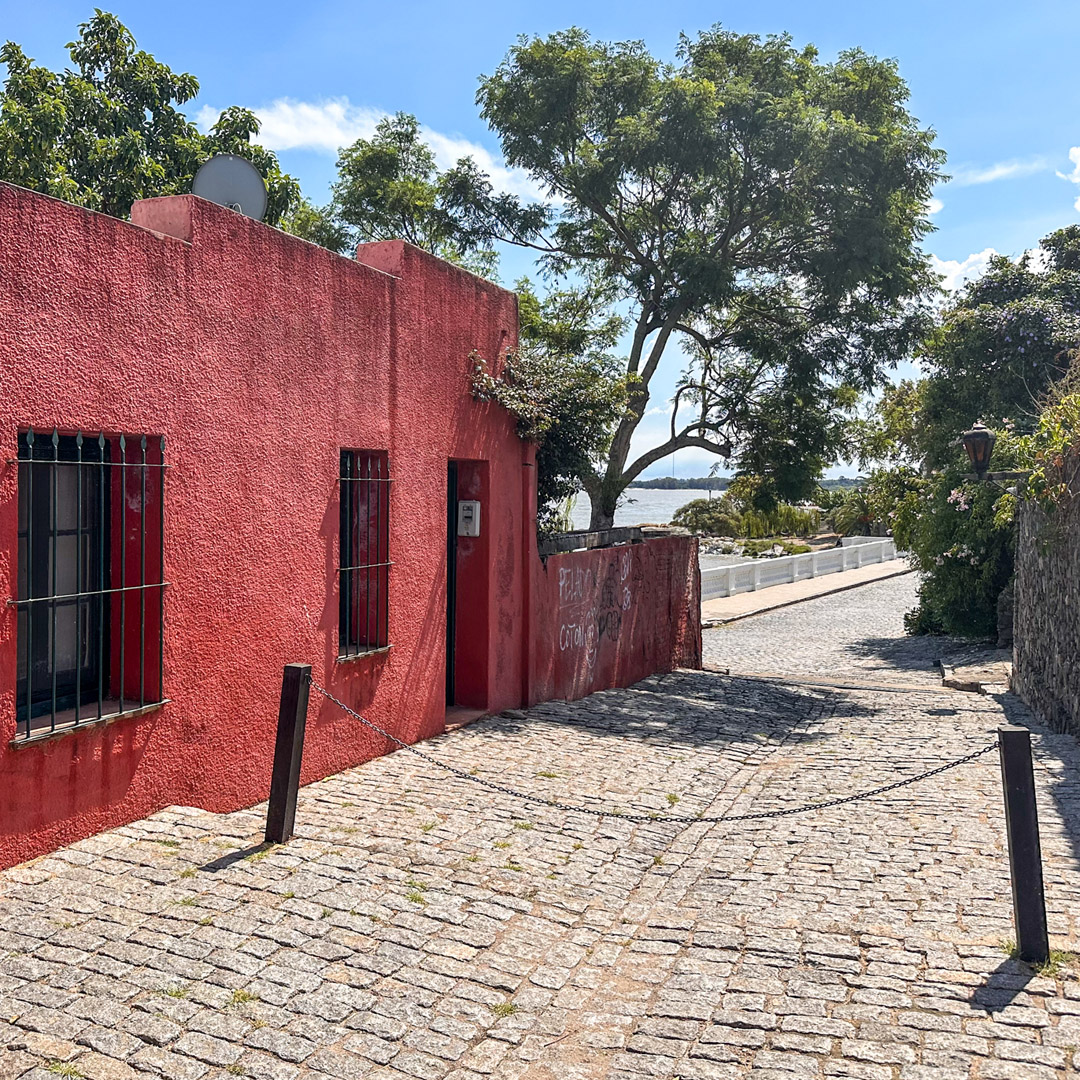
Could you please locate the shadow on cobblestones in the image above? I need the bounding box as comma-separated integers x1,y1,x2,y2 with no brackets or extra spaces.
198,843,272,873
974,960,1038,1013
2,663,1080,1080
481,669,879,753
841,633,965,680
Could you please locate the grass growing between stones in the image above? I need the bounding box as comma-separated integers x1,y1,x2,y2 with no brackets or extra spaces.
46,1065,83,1078
1000,939,1080,977
405,879,429,906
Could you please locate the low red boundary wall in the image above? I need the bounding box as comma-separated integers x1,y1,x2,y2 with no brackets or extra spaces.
530,536,701,703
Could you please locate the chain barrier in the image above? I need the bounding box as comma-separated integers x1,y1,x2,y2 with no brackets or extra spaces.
308,676,999,825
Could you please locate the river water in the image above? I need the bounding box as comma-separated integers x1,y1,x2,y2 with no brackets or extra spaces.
568,488,716,531
568,489,748,568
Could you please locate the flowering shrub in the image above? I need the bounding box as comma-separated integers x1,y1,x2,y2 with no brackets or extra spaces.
903,470,1014,637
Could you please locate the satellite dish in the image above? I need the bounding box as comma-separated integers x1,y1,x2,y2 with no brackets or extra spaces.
192,154,268,221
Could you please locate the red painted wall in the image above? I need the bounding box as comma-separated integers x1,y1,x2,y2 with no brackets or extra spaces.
0,183,701,870
0,186,526,867
530,537,701,704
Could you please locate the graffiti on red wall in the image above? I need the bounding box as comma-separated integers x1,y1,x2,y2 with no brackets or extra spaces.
557,548,636,669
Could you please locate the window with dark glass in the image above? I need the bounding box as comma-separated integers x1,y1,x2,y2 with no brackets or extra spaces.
339,450,391,658
14,429,166,741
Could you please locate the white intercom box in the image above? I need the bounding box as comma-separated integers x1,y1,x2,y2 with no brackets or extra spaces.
457,500,481,537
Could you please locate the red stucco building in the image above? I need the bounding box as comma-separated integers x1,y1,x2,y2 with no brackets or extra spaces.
0,182,700,869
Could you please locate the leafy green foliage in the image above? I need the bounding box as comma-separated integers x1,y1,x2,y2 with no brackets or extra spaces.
669,500,741,537
0,12,299,224
741,539,811,557
1004,392,1080,516
476,26,945,525
671,495,819,538
739,507,821,539
327,112,510,277
280,197,352,254
850,380,927,469
830,467,922,540
811,486,847,513
471,277,628,536
916,230,1080,467
903,471,1014,637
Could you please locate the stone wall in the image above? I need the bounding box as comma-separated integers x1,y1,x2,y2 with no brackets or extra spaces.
1013,483,1080,736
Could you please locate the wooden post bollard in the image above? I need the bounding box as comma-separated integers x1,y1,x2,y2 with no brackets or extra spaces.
998,725,1050,965
265,663,312,844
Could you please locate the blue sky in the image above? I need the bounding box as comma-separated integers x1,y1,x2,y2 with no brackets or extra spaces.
6,1,1080,477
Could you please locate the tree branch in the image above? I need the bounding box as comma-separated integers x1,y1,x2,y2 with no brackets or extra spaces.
623,431,733,485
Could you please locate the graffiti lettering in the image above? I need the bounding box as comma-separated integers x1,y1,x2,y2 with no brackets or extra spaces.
558,566,596,607
559,611,598,667
557,552,636,666
596,562,623,642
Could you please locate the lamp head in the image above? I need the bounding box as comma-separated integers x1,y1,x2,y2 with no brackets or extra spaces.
961,422,996,480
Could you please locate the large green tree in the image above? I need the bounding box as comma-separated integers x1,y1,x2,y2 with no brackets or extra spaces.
465,27,944,528
0,11,299,224
915,227,1080,467
472,276,628,536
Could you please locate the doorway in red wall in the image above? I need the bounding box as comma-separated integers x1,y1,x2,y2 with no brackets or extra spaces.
445,461,458,707
446,459,490,718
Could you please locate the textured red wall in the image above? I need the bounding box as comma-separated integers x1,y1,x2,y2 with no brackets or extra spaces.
530,537,701,704
0,184,701,870
0,186,525,867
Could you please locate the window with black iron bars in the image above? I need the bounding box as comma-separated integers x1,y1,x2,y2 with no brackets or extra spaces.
339,450,391,658
13,429,167,742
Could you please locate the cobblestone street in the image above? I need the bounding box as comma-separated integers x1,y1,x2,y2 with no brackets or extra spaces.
703,576,958,688
3,577,1080,1080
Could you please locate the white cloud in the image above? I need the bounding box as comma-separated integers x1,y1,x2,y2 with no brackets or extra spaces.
1026,247,1052,273
1056,145,1080,184
197,98,382,154
927,197,944,215
929,245,1055,294
1057,146,1080,212
929,248,998,292
949,158,1047,186
196,97,547,201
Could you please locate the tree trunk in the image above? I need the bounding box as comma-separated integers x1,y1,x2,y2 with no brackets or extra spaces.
587,479,622,530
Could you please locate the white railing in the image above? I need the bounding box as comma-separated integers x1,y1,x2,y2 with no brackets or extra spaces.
701,538,898,602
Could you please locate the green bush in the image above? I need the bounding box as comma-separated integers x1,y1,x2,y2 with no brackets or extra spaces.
904,470,1013,638
670,500,740,536
740,505,820,538
829,468,922,540
672,498,819,538
741,539,812,557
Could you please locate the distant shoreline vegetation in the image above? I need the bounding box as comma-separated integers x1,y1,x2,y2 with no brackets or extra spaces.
627,477,864,491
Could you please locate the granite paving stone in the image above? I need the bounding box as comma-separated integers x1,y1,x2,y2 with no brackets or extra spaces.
2,575,1078,1077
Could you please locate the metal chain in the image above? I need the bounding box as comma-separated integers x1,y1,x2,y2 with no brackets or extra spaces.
307,676,999,825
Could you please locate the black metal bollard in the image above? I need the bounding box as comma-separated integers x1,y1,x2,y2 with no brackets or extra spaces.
265,663,312,844
998,725,1050,965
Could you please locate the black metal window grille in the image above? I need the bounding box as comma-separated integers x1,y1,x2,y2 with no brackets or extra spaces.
13,429,166,742
339,450,391,658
